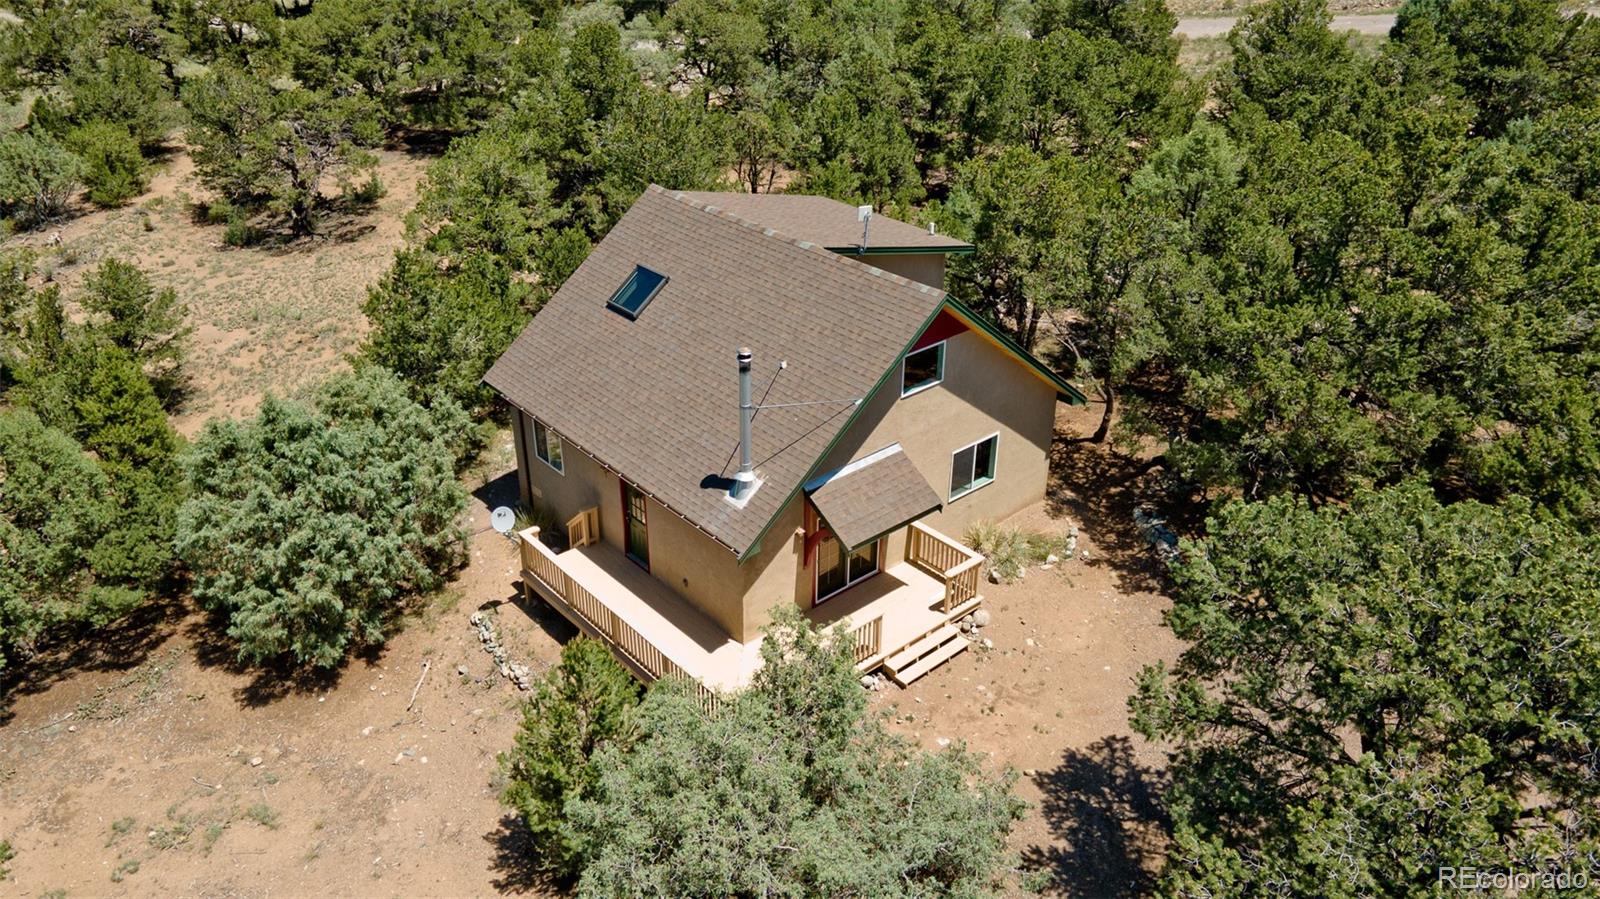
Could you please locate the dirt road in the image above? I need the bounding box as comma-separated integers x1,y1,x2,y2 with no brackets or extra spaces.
1175,11,1396,38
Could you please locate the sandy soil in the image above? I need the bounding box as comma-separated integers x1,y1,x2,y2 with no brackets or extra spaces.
1,146,431,436
1,403,1182,897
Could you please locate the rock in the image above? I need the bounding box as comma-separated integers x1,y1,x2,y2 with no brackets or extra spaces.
67,725,77,733
971,609,991,628
1080,550,1091,561
419,757,429,765
393,753,405,765
1040,563,1054,570
1023,768,1037,777
1014,565,1025,578
1025,638,1036,648
936,737,952,748
987,567,1003,584
361,726,374,737
981,638,994,649
249,756,263,767
860,674,877,689
1045,553,1060,564
456,664,469,676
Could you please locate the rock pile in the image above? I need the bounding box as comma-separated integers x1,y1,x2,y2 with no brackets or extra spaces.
957,608,992,641
1132,507,1179,563
468,612,535,691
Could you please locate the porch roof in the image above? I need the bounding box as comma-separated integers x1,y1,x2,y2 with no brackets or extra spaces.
807,445,942,550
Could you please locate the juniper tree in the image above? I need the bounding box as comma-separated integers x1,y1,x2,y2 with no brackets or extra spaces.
175,368,470,668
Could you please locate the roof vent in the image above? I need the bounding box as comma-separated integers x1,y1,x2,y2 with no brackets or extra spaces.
607,265,668,320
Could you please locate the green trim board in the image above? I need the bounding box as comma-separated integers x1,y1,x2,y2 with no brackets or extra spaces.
824,245,977,256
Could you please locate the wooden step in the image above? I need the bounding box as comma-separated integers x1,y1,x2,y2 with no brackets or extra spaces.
884,623,960,673
886,634,969,686
883,624,970,686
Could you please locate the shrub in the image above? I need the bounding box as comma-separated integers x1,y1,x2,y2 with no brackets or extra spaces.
66,121,149,207
29,48,177,151
964,521,1074,583
78,258,189,402
175,368,470,668
0,130,83,229
500,637,641,880
562,609,1027,895
0,410,144,672
360,248,531,413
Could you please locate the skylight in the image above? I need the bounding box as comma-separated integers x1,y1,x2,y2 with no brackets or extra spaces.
607,265,668,319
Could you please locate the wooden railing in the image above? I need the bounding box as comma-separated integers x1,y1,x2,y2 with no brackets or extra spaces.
519,527,715,704
849,615,883,664
907,522,986,614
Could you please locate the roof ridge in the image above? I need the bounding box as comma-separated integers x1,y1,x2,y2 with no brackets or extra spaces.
649,185,946,299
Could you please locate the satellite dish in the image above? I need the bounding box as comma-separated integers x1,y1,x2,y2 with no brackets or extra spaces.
490,506,516,535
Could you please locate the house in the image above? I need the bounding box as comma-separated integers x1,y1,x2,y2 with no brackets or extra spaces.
484,186,1085,690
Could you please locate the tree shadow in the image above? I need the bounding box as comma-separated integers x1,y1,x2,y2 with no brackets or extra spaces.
182,607,362,708
1022,735,1171,897
1046,438,1169,596
485,813,566,894
0,593,189,724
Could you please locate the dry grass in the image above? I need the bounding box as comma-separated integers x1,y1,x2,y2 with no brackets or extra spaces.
2,146,431,434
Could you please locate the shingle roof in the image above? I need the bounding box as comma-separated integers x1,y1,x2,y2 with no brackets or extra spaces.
806,445,943,550
674,191,972,254
484,186,948,558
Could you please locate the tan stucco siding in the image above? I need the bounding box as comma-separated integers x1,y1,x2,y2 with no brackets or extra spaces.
861,253,946,289
517,412,625,553
736,497,810,639
633,494,749,641
814,327,1057,541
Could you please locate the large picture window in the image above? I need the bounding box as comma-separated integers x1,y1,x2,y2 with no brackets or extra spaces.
950,434,997,500
901,342,945,396
533,419,564,473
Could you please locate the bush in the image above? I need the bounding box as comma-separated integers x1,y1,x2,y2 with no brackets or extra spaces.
29,48,177,151
0,410,145,672
360,249,531,413
67,121,149,207
175,368,471,668
0,130,83,229
965,521,1074,583
78,258,189,402
500,637,641,880
560,609,1027,895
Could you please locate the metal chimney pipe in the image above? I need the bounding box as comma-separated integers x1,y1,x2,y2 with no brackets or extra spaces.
733,347,755,498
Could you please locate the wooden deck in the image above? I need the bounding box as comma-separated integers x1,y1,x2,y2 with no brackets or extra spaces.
518,521,983,693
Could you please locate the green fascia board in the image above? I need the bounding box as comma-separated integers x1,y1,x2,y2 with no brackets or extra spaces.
736,295,1084,563
942,296,1088,405
825,245,977,256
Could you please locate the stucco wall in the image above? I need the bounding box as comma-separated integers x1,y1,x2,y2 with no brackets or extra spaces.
814,326,1057,546
862,252,946,289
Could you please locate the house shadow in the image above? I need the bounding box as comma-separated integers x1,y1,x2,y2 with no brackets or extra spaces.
472,470,521,516
1022,735,1170,898
485,813,567,895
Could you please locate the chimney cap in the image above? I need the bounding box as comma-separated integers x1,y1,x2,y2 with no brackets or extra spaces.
737,347,753,362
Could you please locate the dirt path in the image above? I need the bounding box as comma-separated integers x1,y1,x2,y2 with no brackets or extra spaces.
1176,10,1396,37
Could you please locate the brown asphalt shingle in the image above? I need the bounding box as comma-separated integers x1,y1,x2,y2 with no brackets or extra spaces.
484,186,949,558
807,446,943,550
674,191,971,253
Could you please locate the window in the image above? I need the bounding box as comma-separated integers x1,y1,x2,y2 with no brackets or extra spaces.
901,342,945,396
815,534,880,603
533,419,564,473
949,434,997,500
606,265,668,319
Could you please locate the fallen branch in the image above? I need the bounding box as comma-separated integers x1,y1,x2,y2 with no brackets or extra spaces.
406,660,431,712
192,776,220,790
25,711,75,734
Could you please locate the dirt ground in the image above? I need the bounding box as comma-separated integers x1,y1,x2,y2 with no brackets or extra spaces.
1,146,430,436
0,401,1183,898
